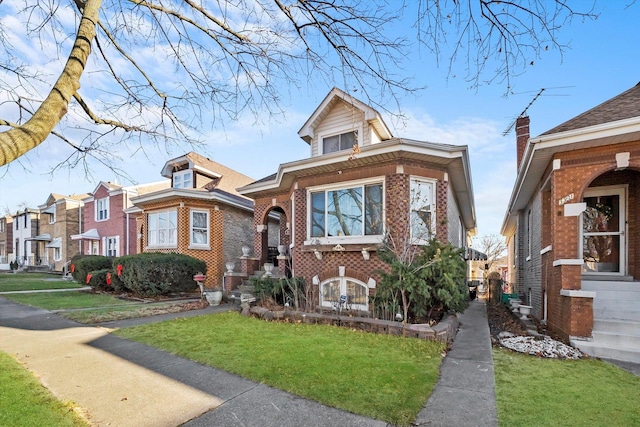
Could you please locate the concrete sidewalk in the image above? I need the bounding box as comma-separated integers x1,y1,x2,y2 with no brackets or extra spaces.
0,296,497,426
415,299,498,426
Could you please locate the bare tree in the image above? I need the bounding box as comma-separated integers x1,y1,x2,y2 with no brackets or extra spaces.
475,233,507,272
0,0,598,172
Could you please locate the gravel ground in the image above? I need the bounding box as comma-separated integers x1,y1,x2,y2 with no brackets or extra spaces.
486,299,584,359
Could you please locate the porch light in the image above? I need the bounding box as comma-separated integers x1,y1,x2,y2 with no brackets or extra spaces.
314,249,323,260
361,249,370,260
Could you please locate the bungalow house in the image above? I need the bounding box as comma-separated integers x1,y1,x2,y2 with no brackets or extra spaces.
237,87,478,313
0,214,13,269
130,152,261,288
37,193,86,271
12,208,42,267
72,180,169,257
501,82,640,362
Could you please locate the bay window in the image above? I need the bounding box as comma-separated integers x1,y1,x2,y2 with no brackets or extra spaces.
147,210,177,248
190,210,209,248
410,178,436,243
310,181,383,240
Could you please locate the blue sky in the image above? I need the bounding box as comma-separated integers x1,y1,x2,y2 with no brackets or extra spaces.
1,2,638,242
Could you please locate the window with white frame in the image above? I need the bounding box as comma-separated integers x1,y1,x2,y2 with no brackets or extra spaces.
320,277,369,311
173,170,193,189
147,210,177,248
410,178,436,243
54,247,61,261
49,211,56,224
96,197,109,221
322,130,358,155
190,210,209,248
309,181,383,239
105,236,119,257
0,219,4,233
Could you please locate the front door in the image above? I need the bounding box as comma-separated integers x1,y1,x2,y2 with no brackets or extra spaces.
581,186,626,275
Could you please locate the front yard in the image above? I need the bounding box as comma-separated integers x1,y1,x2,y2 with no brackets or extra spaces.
114,311,445,425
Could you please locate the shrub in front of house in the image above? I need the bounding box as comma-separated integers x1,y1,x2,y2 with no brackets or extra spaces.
70,255,113,284
375,238,468,323
114,253,206,297
84,268,125,293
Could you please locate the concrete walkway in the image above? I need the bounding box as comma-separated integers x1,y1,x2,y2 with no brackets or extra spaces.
415,299,498,426
0,296,496,426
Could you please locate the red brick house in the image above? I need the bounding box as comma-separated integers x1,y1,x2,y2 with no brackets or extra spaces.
72,181,169,257
0,214,13,269
502,82,640,362
238,87,478,313
130,152,259,288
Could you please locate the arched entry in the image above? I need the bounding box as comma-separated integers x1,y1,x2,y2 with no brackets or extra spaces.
258,205,289,268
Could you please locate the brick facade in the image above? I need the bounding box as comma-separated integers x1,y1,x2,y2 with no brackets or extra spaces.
249,161,457,311
515,140,640,340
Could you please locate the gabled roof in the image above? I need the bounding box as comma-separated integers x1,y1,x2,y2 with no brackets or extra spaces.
160,152,254,196
298,87,393,143
501,82,640,235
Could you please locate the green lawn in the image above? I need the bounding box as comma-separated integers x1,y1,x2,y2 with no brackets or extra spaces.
2,291,133,311
114,311,445,425
494,348,640,426
0,273,82,292
0,351,88,427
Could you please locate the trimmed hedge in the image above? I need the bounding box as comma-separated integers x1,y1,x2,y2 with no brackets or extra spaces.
70,255,113,284
113,253,205,297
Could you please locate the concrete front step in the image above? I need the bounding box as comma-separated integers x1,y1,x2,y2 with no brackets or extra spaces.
582,280,640,292
593,298,640,311
594,318,640,334
592,330,640,348
590,289,640,300
571,338,640,363
593,307,640,321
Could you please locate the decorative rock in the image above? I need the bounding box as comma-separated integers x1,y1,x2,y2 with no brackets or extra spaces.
498,331,515,339
499,336,583,359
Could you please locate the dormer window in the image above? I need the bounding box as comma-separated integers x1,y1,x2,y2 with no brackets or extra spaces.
322,130,357,154
173,170,193,189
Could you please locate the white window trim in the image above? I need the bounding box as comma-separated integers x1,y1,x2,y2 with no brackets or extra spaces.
146,210,178,249
54,247,62,262
527,209,532,260
318,125,363,155
49,211,56,224
95,197,110,222
173,169,193,189
305,177,385,245
105,236,119,257
409,177,437,245
189,209,210,250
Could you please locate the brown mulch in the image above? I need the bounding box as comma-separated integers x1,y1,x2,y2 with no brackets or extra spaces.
486,299,529,344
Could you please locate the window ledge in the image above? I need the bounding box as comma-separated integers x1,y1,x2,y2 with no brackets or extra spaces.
305,236,383,246
145,245,178,250
188,245,211,250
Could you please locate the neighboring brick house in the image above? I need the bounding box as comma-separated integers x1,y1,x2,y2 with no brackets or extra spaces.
72,180,169,257
12,208,41,267
238,87,478,313
130,152,258,288
502,82,640,362
0,214,13,268
37,193,86,271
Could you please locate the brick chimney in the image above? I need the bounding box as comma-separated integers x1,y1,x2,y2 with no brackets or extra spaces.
516,116,530,170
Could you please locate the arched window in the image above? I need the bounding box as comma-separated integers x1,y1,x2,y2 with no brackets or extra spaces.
320,277,368,311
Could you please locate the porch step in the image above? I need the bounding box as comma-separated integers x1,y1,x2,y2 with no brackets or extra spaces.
594,318,640,335
593,307,640,321
570,338,640,364
592,330,640,348
582,280,640,292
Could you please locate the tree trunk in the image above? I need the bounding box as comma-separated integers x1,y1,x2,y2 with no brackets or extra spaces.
0,0,102,166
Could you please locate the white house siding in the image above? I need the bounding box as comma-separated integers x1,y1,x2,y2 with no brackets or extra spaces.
311,101,368,156
446,183,463,247
519,192,543,318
